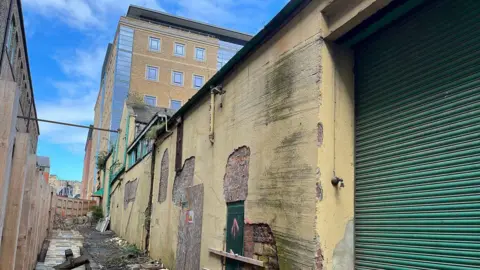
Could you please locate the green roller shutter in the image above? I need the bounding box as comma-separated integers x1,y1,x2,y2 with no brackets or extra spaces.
354,0,480,269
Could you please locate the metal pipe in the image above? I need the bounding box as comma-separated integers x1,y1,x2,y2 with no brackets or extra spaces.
157,113,169,132
17,116,119,133
209,90,215,144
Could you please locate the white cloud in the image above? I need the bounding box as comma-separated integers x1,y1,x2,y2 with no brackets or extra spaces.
37,89,97,145
37,47,104,153
23,0,100,29
22,0,163,30
168,0,281,34
57,47,105,80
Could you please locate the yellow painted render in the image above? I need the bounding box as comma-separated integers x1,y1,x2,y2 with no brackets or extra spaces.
315,41,355,270
110,154,152,250
104,1,388,269
313,0,390,268
149,133,178,266
105,101,152,249
149,2,326,269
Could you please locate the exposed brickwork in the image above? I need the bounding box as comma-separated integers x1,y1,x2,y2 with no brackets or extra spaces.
317,122,323,147
315,246,324,270
124,179,138,209
244,224,279,269
244,225,254,258
316,182,322,201
223,146,250,203
157,149,169,203
172,157,195,205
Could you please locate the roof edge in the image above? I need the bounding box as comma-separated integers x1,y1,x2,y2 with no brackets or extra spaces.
127,5,253,45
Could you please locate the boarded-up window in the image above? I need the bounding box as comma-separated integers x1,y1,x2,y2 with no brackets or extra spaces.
124,179,138,209
158,149,169,203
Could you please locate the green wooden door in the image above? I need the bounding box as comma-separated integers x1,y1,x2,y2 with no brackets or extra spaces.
226,201,244,270
354,0,480,269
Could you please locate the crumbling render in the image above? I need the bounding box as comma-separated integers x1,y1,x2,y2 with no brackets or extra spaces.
223,146,250,202
124,179,138,209
317,122,323,147
172,157,195,206
158,149,169,203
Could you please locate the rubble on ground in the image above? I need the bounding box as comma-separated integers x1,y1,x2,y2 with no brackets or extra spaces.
127,260,169,270
53,213,92,230
78,226,167,269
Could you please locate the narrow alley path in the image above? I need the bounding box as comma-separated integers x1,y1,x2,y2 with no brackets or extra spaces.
35,226,162,270
35,230,89,270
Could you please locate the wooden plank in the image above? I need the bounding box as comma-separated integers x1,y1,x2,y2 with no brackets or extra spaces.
35,178,46,255
0,133,29,269
0,81,20,252
14,154,36,269
208,248,264,267
27,171,41,270
48,188,56,234
24,167,38,270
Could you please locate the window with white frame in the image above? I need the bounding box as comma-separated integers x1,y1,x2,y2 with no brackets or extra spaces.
149,37,160,51
172,71,184,86
195,47,205,61
193,75,204,89
174,43,185,57
170,100,182,111
144,95,157,106
146,66,158,81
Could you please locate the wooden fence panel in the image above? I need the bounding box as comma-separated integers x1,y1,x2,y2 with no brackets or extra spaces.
54,197,96,217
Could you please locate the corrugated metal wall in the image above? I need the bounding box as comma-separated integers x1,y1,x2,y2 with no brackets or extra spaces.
354,0,480,268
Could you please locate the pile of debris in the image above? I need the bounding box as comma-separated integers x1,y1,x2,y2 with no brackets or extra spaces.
126,261,168,270
53,214,92,230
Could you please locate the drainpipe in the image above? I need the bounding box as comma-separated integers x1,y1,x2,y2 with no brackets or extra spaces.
209,85,224,144
145,136,156,252
123,113,131,167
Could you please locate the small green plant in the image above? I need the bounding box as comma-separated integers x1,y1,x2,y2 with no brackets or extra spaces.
125,244,141,257
145,123,163,140
126,91,143,105
96,151,109,170
90,205,103,221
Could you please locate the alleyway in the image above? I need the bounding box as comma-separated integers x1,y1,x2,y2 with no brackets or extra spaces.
35,226,161,270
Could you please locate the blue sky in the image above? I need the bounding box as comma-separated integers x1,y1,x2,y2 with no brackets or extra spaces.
23,0,288,180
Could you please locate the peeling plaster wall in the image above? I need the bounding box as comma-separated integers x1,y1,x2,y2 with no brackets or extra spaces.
149,133,179,268
315,40,355,269
223,146,250,202
172,157,195,206
157,149,169,203
109,154,152,250
147,2,325,269
109,180,123,234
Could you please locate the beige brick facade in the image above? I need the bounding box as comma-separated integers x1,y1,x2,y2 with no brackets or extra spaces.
124,17,218,108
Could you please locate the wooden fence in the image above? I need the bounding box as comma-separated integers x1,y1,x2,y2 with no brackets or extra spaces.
55,197,97,217
0,135,56,270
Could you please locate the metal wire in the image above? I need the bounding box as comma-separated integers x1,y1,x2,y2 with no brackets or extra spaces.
17,116,119,133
